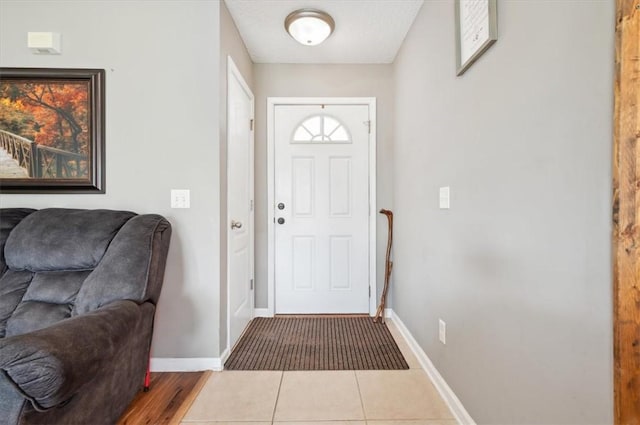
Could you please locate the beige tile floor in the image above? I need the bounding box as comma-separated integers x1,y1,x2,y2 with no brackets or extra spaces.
181,320,457,425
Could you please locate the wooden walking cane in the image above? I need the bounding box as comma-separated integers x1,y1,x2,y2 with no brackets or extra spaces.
374,209,393,323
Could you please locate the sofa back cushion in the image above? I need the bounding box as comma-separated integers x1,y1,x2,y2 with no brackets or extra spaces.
0,270,33,338
4,209,135,272
5,271,91,337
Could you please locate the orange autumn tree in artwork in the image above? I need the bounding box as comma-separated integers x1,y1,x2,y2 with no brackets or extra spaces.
0,81,89,155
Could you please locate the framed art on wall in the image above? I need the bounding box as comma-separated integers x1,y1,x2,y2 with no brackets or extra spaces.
455,0,498,76
0,68,105,193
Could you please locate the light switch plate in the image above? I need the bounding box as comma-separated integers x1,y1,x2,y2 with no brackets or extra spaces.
171,189,190,208
439,319,446,344
439,186,450,209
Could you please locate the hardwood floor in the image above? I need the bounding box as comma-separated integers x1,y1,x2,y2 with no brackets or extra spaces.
117,371,210,425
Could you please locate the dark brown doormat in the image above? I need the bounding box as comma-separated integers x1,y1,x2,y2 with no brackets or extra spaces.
224,316,409,370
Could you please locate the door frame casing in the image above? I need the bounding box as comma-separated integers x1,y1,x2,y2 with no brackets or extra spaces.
266,97,377,316
226,56,255,353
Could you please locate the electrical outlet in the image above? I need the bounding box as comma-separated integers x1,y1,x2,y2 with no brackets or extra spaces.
439,319,446,344
171,189,190,209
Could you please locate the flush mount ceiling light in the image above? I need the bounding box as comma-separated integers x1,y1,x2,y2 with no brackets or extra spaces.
285,9,335,46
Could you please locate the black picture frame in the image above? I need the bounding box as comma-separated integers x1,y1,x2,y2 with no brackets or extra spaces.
0,67,105,193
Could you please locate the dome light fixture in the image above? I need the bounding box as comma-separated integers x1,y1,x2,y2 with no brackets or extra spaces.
284,9,335,46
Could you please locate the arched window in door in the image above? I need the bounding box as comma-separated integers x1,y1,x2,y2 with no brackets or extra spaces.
292,115,351,143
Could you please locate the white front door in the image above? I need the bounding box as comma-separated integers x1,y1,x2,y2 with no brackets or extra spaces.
227,58,254,349
274,104,370,314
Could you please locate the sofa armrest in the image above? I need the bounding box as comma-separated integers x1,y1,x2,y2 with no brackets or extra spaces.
0,300,142,410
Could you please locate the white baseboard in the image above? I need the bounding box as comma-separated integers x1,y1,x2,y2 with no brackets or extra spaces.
384,308,393,318
151,355,226,372
254,308,272,317
219,347,230,369
389,310,476,425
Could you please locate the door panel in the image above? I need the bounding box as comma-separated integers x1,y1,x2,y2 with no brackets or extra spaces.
274,104,369,314
330,236,351,290
293,236,314,290
329,157,352,216
293,157,315,216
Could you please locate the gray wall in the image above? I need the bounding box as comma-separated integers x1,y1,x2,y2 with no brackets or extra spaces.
0,0,223,359
392,1,614,424
219,0,254,354
253,63,395,309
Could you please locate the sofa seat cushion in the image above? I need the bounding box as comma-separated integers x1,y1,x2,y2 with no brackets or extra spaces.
4,209,135,272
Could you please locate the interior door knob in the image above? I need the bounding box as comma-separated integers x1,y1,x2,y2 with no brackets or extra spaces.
277,217,285,225
231,220,243,229
277,202,285,210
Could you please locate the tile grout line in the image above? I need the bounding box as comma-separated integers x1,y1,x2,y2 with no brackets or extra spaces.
270,371,284,424
353,369,368,423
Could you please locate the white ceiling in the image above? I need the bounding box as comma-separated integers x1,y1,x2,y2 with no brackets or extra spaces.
224,0,424,64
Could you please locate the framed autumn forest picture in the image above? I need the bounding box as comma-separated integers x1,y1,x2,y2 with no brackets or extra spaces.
0,68,105,193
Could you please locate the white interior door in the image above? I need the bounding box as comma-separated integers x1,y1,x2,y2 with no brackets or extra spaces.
227,58,254,349
274,104,370,314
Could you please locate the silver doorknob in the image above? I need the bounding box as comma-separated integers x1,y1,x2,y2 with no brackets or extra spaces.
231,220,243,229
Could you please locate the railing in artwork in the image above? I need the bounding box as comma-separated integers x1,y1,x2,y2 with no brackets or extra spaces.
0,130,87,178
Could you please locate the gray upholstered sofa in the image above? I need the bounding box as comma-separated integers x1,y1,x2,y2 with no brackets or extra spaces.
0,208,171,425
